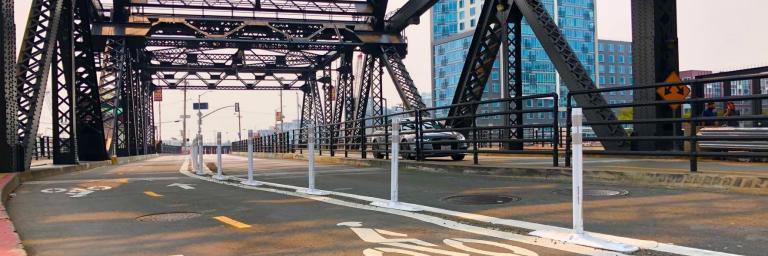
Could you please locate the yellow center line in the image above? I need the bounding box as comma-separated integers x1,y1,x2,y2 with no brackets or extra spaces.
213,216,251,229
144,191,163,197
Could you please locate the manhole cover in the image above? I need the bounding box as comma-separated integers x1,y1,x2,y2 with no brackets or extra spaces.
441,194,521,205
136,212,201,222
555,189,629,197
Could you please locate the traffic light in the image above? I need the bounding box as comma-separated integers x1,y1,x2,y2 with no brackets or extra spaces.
235,102,240,112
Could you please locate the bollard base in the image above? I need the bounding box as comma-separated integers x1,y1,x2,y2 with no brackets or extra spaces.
212,174,228,181
296,188,330,196
195,170,206,176
240,180,263,186
529,230,639,253
370,201,421,212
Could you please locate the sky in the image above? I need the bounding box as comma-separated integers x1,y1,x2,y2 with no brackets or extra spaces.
12,0,768,143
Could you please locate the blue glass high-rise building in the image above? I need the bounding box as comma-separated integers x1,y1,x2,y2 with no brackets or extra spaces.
431,0,598,125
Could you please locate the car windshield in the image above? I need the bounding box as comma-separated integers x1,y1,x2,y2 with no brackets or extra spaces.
401,121,442,131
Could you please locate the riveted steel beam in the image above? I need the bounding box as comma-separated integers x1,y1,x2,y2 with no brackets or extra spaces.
1,0,18,172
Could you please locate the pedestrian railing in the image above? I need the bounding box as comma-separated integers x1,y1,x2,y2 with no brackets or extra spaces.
565,72,768,172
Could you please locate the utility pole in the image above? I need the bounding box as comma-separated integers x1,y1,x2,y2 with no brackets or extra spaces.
158,100,162,142
236,102,242,140
279,89,284,132
182,82,188,147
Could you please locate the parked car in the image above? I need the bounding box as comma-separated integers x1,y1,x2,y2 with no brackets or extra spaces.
370,119,468,161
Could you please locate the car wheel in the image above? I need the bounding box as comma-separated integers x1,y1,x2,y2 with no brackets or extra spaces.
451,154,465,161
400,140,414,160
372,140,384,159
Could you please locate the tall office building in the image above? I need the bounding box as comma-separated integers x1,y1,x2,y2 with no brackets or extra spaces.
431,0,597,126
598,40,634,106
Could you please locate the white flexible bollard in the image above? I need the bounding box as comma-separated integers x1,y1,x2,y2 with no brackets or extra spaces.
530,108,638,253
298,125,329,195
371,119,419,212
191,138,198,171
241,130,262,186
196,134,205,175
213,132,226,180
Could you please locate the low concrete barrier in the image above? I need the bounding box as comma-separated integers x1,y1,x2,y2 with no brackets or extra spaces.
231,152,768,194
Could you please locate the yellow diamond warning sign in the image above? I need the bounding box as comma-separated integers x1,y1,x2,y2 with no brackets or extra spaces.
656,72,690,111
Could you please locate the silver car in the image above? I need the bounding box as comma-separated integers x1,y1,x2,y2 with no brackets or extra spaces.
370,119,468,161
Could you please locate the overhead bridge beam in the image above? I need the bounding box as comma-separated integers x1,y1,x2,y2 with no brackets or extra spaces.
385,0,438,32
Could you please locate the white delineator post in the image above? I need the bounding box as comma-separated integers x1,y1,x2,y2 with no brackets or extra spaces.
371,119,419,212
241,130,262,186
191,138,198,171
213,132,226,180
298,125,329,195
530,108,638,253
196,134,205,175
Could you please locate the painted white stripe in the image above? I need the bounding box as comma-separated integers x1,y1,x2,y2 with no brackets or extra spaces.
178,157,622,256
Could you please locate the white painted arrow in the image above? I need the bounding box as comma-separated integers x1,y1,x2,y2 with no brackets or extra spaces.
167,183,195,190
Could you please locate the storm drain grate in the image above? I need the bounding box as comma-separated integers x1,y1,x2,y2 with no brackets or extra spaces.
555,188,629,197
441,194,521,205
136,212,202,222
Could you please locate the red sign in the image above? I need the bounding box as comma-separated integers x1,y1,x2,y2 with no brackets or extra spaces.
153,89,163,101
275,112,283,122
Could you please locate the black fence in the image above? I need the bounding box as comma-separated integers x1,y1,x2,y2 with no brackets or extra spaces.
231,73,768,173
566,72,768,172
33,136,52,161
233,94,562,166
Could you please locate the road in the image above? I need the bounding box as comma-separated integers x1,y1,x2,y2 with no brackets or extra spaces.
8,155,615,256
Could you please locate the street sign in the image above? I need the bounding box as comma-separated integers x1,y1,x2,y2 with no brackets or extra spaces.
153,88,163,101
193,102,209,110
180,115,191,118
656,72,690,111
275,111,283,121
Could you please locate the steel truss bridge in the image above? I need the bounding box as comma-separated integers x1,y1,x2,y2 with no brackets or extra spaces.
0,0,720,172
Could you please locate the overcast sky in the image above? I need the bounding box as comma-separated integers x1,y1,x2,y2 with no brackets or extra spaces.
13,0,768,143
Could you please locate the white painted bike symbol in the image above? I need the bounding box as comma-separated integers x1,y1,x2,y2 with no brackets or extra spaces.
338,222,538,256
40,186,112,198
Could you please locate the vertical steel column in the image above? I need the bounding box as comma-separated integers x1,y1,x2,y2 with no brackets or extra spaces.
114,41,130,157
502,8,524,150
1,0,19,172
320,66,334,153
370,55,385,127
631,0,679,150
299,74,317,148
73,0,108,161
15,0,65,171
332,52,354,153
353,54,375,144
752,78,763,127
51,0,78,164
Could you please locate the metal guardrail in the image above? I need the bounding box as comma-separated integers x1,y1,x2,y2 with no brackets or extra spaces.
33,136,52,161
566,72,768,172
232,73,767,173
232,94,562,166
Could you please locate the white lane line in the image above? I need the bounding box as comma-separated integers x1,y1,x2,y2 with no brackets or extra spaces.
205,155,740,256
177,157,623,256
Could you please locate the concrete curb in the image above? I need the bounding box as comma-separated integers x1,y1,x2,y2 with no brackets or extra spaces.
0,154,160,256
233,152,768,194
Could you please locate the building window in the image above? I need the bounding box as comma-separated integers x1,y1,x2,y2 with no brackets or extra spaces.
598,54,604,62
618,56,624,63
608,55,614,62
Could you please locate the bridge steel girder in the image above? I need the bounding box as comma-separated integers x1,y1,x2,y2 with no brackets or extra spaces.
74,0,109,161
381,45,426,112
631,0,679,150
385,0,438,32
448,0,628,151
446,0,510,129
15,0,65,171
332,52,355,148
51,0,79,165
501,10,524,150
1,0,18,172
127,0,374,17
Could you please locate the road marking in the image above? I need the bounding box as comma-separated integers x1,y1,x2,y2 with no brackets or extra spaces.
213,216,251,229
168,183,195,190
41,188,67,193
67,188,94,198
144,191,163,197
25,176,189,185
178,158,616,256
183,156,740,256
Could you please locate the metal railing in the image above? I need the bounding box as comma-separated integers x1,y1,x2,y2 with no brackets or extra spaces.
566,73,768,172
33,136,52,161
232,94,562,166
